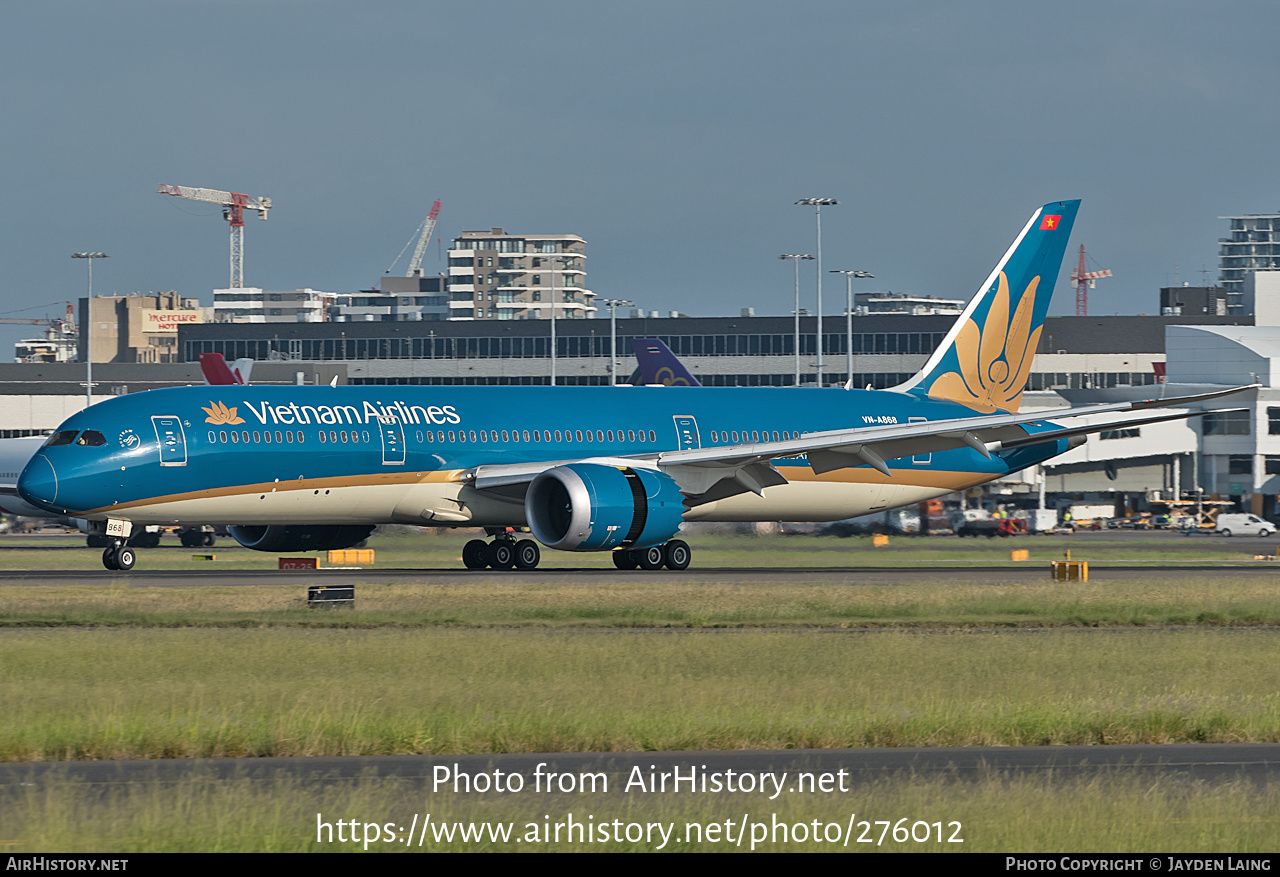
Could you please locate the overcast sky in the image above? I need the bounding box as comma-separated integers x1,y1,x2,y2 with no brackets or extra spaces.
2,1,1277,352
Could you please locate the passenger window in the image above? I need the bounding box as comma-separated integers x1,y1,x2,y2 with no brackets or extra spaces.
584,430,592,443
607,430,614,442
491,430,498,443
275,431,283,443
297,431,304,444
319,431,327,443
575,430,583,442
286,431,294,443
480,431,488,443
264,431,272,444
649,430,656,442
555,430,562,442
363,431,370,443
254,431,262,442
448,430,456,442
230,431,239,443
523,430,531,442
596,430,603,442
438,431,445,442
502,430,509,442
468,430,477,443
628,430,636,442
208,431,216,443
220,430,228,443
543,430,551,442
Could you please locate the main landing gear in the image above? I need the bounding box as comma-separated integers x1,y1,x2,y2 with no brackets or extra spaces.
101,541,136,571
463,532,541,571
611,540,691,571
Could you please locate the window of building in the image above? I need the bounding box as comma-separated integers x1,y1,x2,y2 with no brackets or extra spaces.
1228,455,1253,475
1100,428,1140,440
1268,408,1280,435
1203,410,1251,435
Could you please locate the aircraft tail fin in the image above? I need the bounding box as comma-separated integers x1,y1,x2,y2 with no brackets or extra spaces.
230,358,254,385
199,353,253,386
632,338,701,386
894,199,1079,413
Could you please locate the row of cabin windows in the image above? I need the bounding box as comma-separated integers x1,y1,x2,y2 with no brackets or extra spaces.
418,428,659,444
209,429,325,445
207,428,663,446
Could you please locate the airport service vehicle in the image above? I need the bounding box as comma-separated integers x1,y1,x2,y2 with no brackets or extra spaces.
16,200,1254,571
1213,514,1275,538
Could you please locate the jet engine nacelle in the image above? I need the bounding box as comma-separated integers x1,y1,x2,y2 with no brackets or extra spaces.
228,524,375,553
526,463,685,551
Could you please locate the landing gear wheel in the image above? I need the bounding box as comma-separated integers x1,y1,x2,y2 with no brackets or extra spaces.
636,545,665,571
514,539,540,570
462,539,488,570
663,539,691,570
203,532,216,548
487,540,516,570
102,547,119,570
612,549,639,570
114,547,136,571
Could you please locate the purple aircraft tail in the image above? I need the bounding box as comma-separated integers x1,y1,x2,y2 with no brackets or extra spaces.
632,338,701,386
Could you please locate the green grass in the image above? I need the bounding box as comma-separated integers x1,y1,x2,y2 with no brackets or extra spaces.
4,769,1278,852
4,629,1280,761
4,573,1280,628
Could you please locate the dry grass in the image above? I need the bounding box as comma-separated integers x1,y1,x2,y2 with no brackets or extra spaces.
4,768,1277,852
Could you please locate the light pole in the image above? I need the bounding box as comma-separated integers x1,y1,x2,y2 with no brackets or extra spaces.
779,254,813,386
72,252,107,406
796,197,838,385
548,256,562,386
831,270,873,387
602,298,633,385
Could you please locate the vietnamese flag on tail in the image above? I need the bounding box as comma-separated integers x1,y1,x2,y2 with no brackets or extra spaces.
1040,215,1061,230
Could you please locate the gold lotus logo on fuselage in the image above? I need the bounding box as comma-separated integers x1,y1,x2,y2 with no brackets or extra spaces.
203,401,245,425
926,271,1042,414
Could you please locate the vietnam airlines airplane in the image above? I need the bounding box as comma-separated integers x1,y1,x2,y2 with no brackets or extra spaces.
17,200,1251,572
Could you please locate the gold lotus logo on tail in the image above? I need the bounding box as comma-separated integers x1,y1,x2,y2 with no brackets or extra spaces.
926,271,1043,414
202,401,245,425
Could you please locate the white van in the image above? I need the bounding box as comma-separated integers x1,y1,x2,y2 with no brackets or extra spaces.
1214,514,1275,537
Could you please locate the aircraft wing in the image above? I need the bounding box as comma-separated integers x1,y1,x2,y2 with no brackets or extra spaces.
465,385,1255,503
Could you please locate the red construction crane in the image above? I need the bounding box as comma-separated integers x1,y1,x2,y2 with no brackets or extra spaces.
385,200,443,277
1070,245,1112,316
157,184,272,288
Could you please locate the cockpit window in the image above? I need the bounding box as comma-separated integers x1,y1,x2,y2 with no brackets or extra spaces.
45,430,79,447
76,430,107,447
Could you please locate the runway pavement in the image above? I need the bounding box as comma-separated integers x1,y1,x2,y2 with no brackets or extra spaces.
1,563,1279,587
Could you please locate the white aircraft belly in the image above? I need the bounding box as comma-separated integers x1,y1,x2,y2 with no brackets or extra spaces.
684,481,952,523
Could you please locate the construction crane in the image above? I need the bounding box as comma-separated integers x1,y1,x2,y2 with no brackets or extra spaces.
385,200,442,277
1,303,77,362
157,184,272,288
1070,244,1112,317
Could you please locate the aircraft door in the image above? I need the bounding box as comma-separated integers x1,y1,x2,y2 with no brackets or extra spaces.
673,415,700,450
151,416,187,467
379,415,406,466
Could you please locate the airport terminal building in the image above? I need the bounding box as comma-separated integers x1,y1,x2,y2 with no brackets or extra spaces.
8,273,1280,518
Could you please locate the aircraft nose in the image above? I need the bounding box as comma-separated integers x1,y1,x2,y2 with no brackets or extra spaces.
18,453,57,509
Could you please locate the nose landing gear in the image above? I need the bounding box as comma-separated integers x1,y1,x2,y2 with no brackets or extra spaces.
102,542,136,571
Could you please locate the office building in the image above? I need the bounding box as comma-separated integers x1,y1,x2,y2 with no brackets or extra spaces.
447,229,595,321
